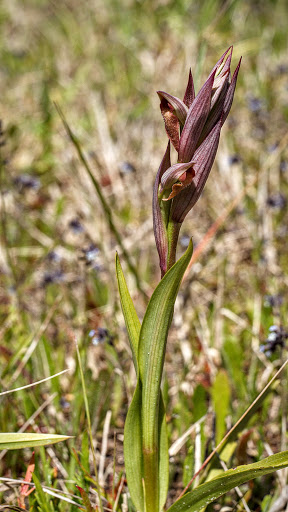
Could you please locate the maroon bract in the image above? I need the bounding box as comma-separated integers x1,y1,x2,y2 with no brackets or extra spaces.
153,47,241,274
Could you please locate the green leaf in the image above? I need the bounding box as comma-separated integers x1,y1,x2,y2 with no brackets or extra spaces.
119,244,193,511
0,433,70,450
124,380,144,512
166,451,288,512
139,241,193,512
124,382,169,512
116,253,141,371
33,473,53,512
118,253,169,512
159,393,169,510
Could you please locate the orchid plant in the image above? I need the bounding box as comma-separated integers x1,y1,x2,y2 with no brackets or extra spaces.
116,47,288,512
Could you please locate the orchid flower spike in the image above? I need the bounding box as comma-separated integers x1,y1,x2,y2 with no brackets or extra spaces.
153,47,241,275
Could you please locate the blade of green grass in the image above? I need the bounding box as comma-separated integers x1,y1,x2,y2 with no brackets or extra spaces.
33,473,53,512
55,102,147,298
179,358,288,497
75,339,104,512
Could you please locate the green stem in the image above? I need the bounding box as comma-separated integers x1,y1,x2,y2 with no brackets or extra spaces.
143,449,159,512
166,220,181,272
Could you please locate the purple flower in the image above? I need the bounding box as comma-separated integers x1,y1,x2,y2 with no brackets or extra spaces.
153,47,241,274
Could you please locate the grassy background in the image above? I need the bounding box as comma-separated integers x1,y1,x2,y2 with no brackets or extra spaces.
0,0,288,510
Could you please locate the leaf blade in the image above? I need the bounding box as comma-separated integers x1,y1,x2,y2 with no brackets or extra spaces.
116,253,141,371
0,433,71,450
159,394,169,510
167,451,288,512
139,241,193,511
123,380,144,512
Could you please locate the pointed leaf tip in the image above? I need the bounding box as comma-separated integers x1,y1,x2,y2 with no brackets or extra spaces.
116,253,141,372
0,433,71,450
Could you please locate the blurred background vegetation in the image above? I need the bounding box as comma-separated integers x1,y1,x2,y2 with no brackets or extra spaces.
0,0,288,510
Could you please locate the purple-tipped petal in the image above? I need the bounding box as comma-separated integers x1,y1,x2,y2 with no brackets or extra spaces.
198,77,228,145
196,53,239,146
157,91,188,126
219,50,232,77
178,70,216,163
222,57,242,125
183,69,195,108
210,50,232,109
171,117,222,223
153,142,171,276
208,46,233,79
211,65,230,110
159,97,180,152
160,161,195,200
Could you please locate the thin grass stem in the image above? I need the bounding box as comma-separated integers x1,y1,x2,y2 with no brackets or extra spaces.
75,339,104,512
55,103,147,299
177,358,288,499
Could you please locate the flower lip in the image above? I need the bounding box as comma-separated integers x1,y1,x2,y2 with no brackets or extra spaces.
159,95,181,152
160,161,196,200
157,91,188,126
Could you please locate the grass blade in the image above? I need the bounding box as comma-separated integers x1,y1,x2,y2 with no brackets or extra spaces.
33,474,53,512
75,339,104,512
56,103,146,298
